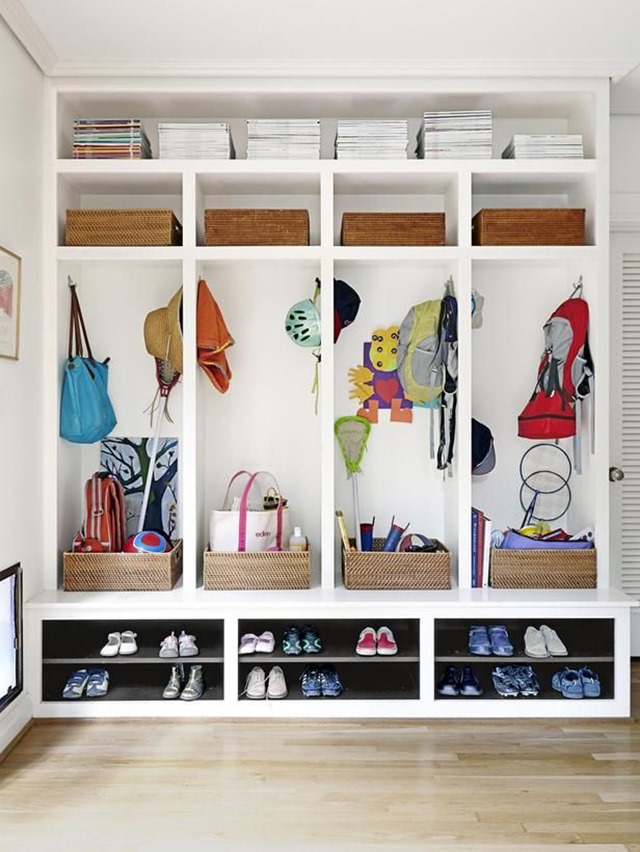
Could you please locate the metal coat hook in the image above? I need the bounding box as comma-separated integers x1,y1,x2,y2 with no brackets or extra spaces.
444,275,454,296
571,275,583,298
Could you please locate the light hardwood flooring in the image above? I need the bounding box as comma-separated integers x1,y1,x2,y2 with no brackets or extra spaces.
1,665,639,851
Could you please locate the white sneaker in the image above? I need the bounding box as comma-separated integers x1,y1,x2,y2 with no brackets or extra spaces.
524,626,548,658
540,624,568,656
266,666,288,699
243,666,266,700
99,632,121,657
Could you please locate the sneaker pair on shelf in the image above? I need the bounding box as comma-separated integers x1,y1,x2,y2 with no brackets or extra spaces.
469,625,513,656
356,626,398,656
99,630,138,657
437,665,483,696
242,665,288,700
63,667,109,699
491,665,540,697
551,666,601,699
524,625,568,658
163,664,205,701
282,624,322,655
159,631,199,658
300,664,343,697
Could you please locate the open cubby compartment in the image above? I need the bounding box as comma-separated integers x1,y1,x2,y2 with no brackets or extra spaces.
195,169,321,246
333,258,461,584
471,166,598,246
470,259,601,589
333,168,459,247
56,169,184,248
195,258,322,588
55,260,185,587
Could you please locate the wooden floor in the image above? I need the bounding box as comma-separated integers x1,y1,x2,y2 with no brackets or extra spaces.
2,666,639,851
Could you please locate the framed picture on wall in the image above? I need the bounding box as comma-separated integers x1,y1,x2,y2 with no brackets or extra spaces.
0,245,22,360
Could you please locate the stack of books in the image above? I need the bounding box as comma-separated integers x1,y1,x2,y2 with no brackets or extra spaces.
335,120,408,159
72,119,152,159
502,134,584,159
158,123,234,159
417,111,492,159
246,119,320,159
471,507,492,588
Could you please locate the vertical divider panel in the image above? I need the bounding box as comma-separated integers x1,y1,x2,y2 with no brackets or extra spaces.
223,615,238,708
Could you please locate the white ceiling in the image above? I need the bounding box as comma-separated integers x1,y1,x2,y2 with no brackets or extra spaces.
2,0,640,89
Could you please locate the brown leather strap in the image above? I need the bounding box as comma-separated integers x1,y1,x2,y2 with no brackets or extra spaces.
68,284,95,363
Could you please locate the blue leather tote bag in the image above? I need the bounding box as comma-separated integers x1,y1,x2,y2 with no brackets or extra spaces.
59,282,116,444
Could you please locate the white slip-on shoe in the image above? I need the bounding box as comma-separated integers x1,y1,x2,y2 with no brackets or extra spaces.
540,624,568,656
524,626,549,658
239,633,259,655
99,632,121,657
119,631,138,656
255,631,276,653
266,665,288,699
243,666,267,700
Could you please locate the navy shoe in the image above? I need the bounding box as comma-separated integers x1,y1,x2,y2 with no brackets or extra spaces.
514,664,540,697
319,665,343,697
491,665,519,697
468,625,491,655
459,665,483,696
282,624,302,655
301,624,322,654
300,665,322,697
488,625,514,656
437,665,460,696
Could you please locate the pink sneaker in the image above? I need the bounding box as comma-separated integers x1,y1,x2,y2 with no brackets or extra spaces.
356,626,377,656
376,626,398,656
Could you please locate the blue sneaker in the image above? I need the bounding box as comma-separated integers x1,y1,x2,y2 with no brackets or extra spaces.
282,625,302,655
579,667,601,698
301,624,322,654
551,667,583,699
459,666,483,696
488,625,514,656
300,665,322,697
437,665,460,696
320,665,343,697
468,625,491,655
513,664,540,697
491,666,519,697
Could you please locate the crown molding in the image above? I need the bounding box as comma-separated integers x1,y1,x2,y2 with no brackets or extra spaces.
49,57,637,82
0,0,57,74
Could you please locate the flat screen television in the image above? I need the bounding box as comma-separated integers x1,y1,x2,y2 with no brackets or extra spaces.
0,563,22,713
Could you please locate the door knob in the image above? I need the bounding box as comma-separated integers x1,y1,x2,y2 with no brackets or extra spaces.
609,466,625,482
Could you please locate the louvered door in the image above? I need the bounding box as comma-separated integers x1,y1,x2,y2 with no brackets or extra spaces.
610,235,640,653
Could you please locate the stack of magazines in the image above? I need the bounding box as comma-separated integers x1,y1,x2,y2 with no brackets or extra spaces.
246,119,320,159
502,134,584,159
335,120,408,159
158,123,234,159
72,119,152,159
417,111,492,159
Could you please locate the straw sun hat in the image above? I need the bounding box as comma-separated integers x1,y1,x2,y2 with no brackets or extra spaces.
144,287,183,376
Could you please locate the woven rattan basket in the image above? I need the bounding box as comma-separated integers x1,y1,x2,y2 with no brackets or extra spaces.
204,209,310,246
66,209,183,246
62,540,183,591
203,547,311,590
471,208,585,246
343,538,451,590
341,212,446,246
490,547,596,589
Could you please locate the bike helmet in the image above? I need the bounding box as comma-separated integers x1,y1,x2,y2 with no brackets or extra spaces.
285,299,321,347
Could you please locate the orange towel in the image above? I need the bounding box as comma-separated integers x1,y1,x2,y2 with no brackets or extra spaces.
197,279,234,393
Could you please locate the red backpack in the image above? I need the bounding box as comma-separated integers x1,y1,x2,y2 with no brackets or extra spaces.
72,472,127,553
518,290,594,467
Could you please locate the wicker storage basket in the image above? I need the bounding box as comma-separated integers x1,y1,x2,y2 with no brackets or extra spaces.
204,209,309,246
203,548,311,590
66,208,182,246
341,212,446,246
471,208,585,246
62,540,183,591
342,538,451,590
490,547,596,589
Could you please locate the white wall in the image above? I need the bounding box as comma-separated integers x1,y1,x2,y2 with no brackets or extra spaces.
0,16,44,748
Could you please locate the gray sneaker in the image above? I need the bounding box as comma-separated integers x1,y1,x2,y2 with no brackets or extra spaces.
266,665,288,699
243,666,267,699
162,664,185,699
180,665,204,701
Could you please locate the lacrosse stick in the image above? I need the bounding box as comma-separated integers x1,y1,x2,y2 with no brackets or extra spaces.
335,416,371,550
139,336,180,533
